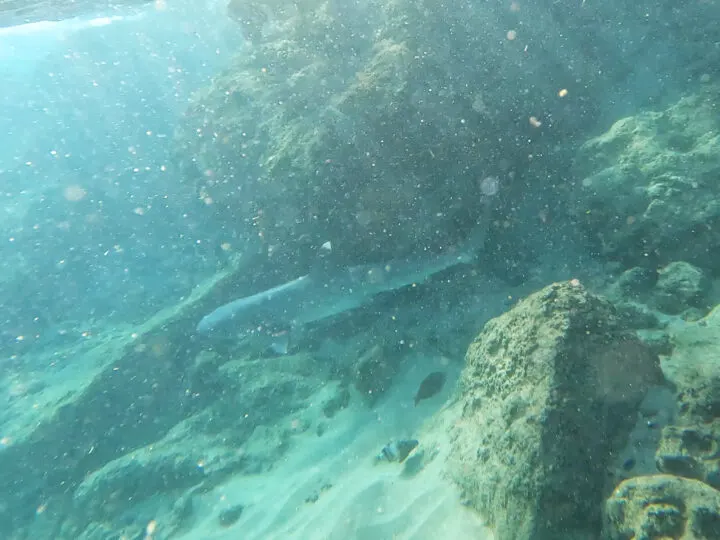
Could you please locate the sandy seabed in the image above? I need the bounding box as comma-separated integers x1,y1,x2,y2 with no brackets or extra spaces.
176,356,493,540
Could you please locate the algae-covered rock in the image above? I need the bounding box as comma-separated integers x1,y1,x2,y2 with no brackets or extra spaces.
448,280,664,540
604,474,720,540
572,86,720,270
678,376,720,424
610,266,659,301
656,423,720,490
612,301,663,330
653,304,720,502
662,306,720,393
320,384,351,418
70,443,211,536
653,261,711,315
176,0,637,273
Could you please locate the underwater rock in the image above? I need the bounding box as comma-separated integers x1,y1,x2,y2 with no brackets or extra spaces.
604,474,720,540
678,375,720,424
652,261,711,315
656,423,720,490
375,440,419,464
611,266,659,300
72,444,210,532
52,343,327,536
448,280,663,540
637,329,673,357
178,0,683,278
572,86,720,271
661,306,720,393
414,371,447,406
612,301,662,330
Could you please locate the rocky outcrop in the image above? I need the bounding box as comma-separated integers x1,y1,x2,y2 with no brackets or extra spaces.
177,0,720,278
604,475,720,540
677,375,720,424
571,85,720,271
448,280,663,540
602,261,713,331
654,262,712,315
650,304,720,492
662,306,720,392
602,296,720,539
656,423,720,490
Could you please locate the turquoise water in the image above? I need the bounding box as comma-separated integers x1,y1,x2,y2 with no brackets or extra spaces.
1,1,719,539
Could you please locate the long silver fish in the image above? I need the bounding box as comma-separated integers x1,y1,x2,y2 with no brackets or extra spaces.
197,218,489,352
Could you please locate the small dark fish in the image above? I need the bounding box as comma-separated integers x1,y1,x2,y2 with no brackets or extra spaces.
414,371,447,406
375,439,419,464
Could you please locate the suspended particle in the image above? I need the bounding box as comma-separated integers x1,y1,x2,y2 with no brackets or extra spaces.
479,176,500,196
63,185,87,202
529,116,542,128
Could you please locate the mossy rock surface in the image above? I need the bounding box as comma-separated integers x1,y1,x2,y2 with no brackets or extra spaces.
604,474,720,540
449,280,663,540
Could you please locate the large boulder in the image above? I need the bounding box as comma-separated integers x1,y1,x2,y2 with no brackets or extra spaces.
448,280,664,540
604,475,720,540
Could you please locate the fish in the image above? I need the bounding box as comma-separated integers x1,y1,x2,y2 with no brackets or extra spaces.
374,439,419,464
414,371,447,406
196,215,490,352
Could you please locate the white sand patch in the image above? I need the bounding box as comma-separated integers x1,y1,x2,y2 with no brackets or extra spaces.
175,355,493,540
